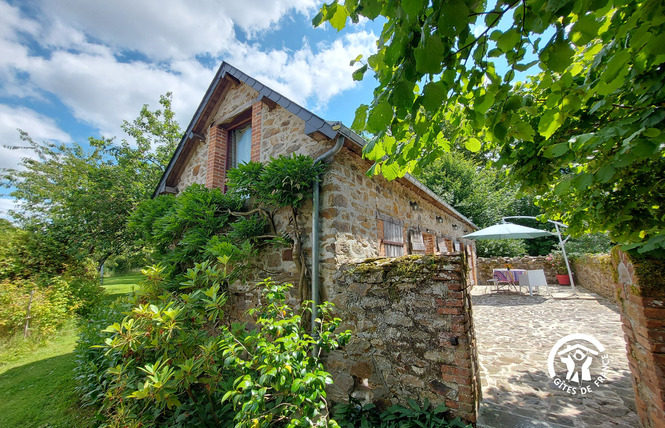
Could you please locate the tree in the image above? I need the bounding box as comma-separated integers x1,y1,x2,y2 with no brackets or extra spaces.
1,93,181,269
315,0,665,255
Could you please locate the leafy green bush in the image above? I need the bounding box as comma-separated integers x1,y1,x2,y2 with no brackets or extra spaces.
476,239,527,257
0,279,71,338
129,184,244,277
226,155,325,210
75,296,134,410
333,397,471,428
77,267,349,427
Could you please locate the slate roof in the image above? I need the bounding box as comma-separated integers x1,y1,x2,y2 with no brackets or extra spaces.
154,62,477,230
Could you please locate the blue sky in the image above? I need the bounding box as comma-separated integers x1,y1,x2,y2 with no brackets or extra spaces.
0,0,383,218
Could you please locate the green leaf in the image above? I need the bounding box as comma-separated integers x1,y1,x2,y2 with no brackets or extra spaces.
352,64,368,81
465,138,481,152
360,0,382,20
514,121,535,141
350,54,363,66
503,95,522,111
422,81,446,113
643,128,661,138
414,35,444,74
572,173,593,191
352,104,368,132
540,40,575,73
366,101,393,133
401,0,425,17
601,50,630,84
328,4,349,31
595,165,615,183
538,110,564,139
497,29,521,53
570,15,601,46
439,0,470,34
493,122,508,140
543,142,569,158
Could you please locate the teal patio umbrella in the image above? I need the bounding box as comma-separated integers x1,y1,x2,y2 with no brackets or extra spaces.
462,222,555,240
463,218,576,294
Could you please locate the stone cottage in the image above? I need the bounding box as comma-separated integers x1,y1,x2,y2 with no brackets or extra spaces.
154,62,483,421
154,62,479,296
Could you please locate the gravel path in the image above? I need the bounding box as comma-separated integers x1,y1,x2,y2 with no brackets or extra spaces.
472,284,639,427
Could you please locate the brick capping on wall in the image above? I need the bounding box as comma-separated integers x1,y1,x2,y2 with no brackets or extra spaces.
205,125,228,189
327,253,481,424
611,248,665,428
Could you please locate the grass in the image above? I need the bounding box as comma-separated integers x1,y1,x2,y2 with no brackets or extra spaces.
102,273,143,302
0,273,142,428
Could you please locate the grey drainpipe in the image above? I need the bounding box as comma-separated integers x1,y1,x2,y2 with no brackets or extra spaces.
311,132,344,350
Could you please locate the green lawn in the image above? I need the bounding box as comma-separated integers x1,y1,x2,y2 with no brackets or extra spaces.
102,273,143,302
0,273,142,427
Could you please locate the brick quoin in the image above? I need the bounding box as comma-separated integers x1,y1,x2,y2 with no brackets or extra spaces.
612,249,665,428
205,125,228,190
250,101,262,162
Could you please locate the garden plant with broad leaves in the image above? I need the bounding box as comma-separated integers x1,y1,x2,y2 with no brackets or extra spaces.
314,0,665,256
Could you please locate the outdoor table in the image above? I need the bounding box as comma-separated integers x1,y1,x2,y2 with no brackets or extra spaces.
518,269,550,297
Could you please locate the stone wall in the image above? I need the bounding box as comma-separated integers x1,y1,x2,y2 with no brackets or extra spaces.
212,83,259,124
612,248,665,428
571,254,616,302
259,104,333,161
176,139,207,189
320,148,477,290
326,254,480,424
477,256,563,285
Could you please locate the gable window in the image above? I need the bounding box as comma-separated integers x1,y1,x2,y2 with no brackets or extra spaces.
383,220,404,257
228,123,252,169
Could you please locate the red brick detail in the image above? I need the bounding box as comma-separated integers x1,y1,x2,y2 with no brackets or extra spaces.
423,233,436,254
612,249,665,428
205,125,228,190
250,102,262,162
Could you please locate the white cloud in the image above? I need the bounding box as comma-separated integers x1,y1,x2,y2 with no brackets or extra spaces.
225,31,377,110
37,0,318,60
0,104,71,170
0,0,377,144
0,197,19,221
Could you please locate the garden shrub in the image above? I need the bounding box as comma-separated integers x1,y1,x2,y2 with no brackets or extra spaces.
0,278,71,338
128,184,244,277
78,264,349,427
333,397,471,428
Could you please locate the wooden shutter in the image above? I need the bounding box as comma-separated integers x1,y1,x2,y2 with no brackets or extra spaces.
383,220,404,257
437,237,448,253
410,230,426,253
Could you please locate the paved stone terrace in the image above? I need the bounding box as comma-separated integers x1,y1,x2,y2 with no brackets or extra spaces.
471,284,639,427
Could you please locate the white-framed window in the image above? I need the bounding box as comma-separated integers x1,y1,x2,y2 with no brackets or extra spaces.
383,220,404,257
228,124,252,169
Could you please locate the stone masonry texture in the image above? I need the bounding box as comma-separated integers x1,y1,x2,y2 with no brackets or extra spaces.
572,253,616,303
478,255,564,285
326,254,480,424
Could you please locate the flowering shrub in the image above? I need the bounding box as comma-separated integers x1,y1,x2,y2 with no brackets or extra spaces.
76,266,349,427
545,253,567,274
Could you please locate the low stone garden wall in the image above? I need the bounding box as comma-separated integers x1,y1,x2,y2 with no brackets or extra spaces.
226,253,481,424
326,254,480,424
477,256,559,285
571,253,616,303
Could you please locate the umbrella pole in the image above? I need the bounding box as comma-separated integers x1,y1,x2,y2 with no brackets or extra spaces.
555,223,576,295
